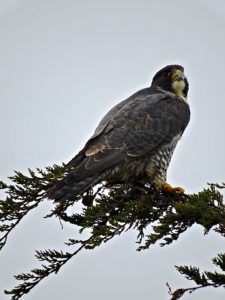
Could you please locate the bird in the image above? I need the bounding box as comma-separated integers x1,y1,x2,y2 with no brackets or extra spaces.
47,64,190,202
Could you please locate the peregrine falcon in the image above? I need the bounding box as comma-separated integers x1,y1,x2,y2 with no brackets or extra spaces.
48,65,190,202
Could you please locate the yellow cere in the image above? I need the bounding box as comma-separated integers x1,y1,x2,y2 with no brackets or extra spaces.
171,69,183,79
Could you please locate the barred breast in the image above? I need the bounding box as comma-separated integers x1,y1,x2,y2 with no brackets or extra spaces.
145,134,181,185
104,134,181,186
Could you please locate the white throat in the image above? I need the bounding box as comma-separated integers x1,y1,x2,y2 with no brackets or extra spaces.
156,85,187,102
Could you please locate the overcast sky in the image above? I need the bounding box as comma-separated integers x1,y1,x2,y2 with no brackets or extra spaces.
0,1,225,299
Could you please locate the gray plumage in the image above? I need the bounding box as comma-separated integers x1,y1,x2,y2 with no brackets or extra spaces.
47,65,190,202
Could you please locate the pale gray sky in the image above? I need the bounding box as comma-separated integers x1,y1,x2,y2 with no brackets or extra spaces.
0,1,225,299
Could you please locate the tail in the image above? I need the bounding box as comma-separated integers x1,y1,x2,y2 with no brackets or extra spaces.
47,146,125,202
47,173,101,202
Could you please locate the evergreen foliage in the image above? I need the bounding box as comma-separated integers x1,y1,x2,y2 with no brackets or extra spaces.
0,164,224,299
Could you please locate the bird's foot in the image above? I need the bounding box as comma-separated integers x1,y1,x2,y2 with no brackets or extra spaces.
162,183,185,193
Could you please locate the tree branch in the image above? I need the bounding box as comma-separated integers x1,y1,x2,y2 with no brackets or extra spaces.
168,253,225,299
0,165,225,299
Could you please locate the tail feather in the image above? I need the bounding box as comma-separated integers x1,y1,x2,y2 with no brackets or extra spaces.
47,146,125,202
47,173,101,202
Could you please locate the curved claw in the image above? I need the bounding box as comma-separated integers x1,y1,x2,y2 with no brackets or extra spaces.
162,183,185,194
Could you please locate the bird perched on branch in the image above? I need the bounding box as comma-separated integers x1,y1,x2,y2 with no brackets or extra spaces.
48,65,190,202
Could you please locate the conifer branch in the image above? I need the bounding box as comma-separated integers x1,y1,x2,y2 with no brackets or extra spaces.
0,164,225,299
168,253,225,299
4,243,86,300
0,164,67,251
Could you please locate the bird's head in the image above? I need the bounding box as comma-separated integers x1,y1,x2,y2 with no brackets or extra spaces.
151,65,189,100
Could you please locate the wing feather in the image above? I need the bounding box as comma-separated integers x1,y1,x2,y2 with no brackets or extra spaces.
67,90,190,179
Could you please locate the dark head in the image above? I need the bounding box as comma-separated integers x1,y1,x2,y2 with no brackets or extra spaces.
151,65,189,99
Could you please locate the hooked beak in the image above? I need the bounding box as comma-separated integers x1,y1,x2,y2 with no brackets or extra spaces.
171,69,185,81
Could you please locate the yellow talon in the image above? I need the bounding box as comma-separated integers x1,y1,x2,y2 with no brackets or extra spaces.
162,183,185,193
173,186,185,193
